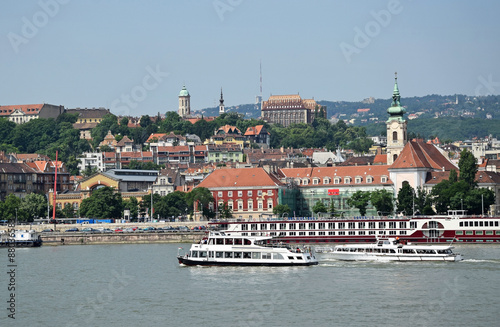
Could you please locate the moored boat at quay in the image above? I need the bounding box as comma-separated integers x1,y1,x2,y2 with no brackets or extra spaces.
320,237,463,261
208,211,500,244
0,230,43,248
177,231,318,266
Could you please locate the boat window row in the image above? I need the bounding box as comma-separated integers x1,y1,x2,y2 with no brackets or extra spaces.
209,238,253,245
243,221,410,231
459,221,499,227
243,230,408,237
335,248,452,254
190,250,287,260
455,230,500,236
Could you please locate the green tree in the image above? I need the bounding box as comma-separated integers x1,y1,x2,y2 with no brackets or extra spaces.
370,189,394,216
396,182,415,215
19,193,48,221
62,203,75,218
79,186,123,219
273,204,291,217
219,201,233,219
312,200,328,216
2,194,22,220
186,187,214,220
458,149,477,188
347,191,371,216
328,199,336,217
123,197,139,220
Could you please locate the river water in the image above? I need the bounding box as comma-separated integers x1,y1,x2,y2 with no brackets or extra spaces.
1,243,499,327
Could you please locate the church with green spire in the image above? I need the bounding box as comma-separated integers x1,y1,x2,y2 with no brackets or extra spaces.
386,73,408,165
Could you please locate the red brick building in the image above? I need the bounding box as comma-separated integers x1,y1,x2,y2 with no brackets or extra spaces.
195,167,283,220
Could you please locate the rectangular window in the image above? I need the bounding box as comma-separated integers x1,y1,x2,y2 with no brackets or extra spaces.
455,231,463,235
465,231,473,235
248,191,252,196
348,231,355,235
338,223,345,229
328,231,335,235
308,223,315,229
251,224,257,231
228,191,233,197
289,223,296,230
348,222,355,229
318,223,325,229
299,231,306,236
476,231,483,235
410,222,417,229
268,190,273,196
241,224,248,231
238,191,243,197
299,223,306,230
358,222,365,229
258,190,262,196
369,222,376,229
218,191,222,198
328,222,335,229
308,232,316,236
279,223,287,230
485,231,493,235
269,223,276,230
379,222,386,229
260,224,267,230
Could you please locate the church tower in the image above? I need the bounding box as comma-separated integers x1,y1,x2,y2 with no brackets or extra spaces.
178,85,191,118
219,88,225,115
386,73,407,165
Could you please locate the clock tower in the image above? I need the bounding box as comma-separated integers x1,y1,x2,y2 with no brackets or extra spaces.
386,73,407,165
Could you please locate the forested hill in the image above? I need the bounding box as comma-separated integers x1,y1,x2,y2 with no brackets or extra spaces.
194,94,500,140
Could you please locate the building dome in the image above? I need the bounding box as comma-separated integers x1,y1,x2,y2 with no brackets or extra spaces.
179,85,190,97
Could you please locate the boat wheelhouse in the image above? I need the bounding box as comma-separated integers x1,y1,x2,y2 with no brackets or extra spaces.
208,211,500,244
321,238,463,261
177,231,318,266
0,230,42,248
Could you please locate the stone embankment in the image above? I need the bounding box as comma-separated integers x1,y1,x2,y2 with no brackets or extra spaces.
42,231,203,245
0,221,208,245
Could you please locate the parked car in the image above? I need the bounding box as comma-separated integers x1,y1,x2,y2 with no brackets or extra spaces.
176,226,190,231
41,229,54,233
143,226,156,232
81,227,96,233
114,228,123,233
65,228,79,232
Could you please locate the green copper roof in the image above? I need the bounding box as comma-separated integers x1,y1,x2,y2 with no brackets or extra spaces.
387,73,406,121
179,85,190,97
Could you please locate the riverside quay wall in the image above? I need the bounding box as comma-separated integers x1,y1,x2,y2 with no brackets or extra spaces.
41,231,204,245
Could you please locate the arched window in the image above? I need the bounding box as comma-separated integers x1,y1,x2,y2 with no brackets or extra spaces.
393,131,398,142
393,154,398,162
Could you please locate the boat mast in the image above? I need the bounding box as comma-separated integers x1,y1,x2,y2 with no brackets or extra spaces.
52,150,58,220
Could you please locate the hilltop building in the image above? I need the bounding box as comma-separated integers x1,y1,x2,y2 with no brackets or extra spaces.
260,94,325,127
0,103,65,124
178,85,191,118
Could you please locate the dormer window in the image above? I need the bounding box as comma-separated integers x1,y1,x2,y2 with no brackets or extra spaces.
334,177,341,184
344,177,351,184
323,177,330,184
381,176,388,183
355,176,362,184
366,176,373,183
302,178,309,185
312,178,319,185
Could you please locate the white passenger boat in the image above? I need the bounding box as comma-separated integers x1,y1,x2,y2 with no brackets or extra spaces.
177,231,318,266
320,238,462,262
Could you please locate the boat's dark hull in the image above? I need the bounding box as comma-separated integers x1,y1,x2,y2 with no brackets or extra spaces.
177,256,318,266
0,240,42,248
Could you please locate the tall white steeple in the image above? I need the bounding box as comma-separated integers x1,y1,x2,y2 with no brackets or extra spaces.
219,88,225,115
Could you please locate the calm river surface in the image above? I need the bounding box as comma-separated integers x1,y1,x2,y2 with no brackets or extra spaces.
1,243,499,327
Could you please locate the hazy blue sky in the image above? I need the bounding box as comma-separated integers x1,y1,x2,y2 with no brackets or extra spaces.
2,0,500,117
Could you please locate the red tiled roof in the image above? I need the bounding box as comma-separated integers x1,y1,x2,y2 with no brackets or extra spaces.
197,167,283,189
373,154,387,164
0,104,43,116
391,140,456,170
280,166,392,186
244,125,268,136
